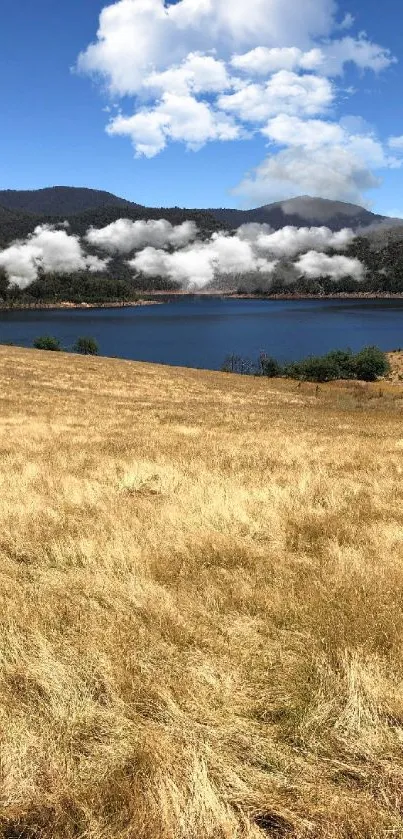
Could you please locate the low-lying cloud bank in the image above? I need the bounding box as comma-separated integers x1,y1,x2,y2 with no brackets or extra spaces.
129,232,278,287
295,251,364,280
0,218,364,290
86,218,198,253
128,221,361,288
0,225,109,289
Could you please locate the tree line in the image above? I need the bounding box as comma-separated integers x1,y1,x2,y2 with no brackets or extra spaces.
222,346,390,382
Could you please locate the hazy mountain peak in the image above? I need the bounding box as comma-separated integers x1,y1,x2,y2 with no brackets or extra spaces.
278,196,370,222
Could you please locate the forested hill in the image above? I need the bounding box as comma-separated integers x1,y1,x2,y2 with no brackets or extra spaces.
0,203,222,250
0,187,399,231
0,187,137,216
2,187,403,303
208,197,394,232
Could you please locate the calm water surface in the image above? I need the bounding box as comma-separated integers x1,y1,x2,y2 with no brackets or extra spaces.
2,297,403,370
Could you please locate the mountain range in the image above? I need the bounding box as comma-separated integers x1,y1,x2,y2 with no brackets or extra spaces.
0,186,401,233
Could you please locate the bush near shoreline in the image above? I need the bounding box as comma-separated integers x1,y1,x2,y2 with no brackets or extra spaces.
222,346,390,382
33,335,100,355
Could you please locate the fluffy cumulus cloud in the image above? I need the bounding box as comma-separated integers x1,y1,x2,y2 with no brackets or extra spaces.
144,53,232,96
295,251,365,280
107,93,241,157
233,144,383,206
0,225,109,289
318,35,396,76
130,232,278,288
76,0,397,206
238,223,355,256
262,114,344,147
233,118,401,206
218,71,334,123
231,38,394,78
230,46,324,75
86,218,198,253
77,0,338,96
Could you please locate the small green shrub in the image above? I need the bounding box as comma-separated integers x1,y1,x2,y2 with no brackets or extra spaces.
33,335,61,351
73,336,99,356
352,346,390,381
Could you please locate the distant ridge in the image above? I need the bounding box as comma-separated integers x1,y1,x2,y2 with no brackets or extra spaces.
2,187,403,299
208,196,403,232
0,187,401,232
0,186,140,216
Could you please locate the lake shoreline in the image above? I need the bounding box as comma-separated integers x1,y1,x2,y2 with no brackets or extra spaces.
2,291,403,310
0,299,163,311
145,290,403,301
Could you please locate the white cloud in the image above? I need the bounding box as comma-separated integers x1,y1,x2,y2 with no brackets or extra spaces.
337,13,355,31
77,0,338,97
0,245,40,289
262,114,344,147
233,143,382,206
319,35,396,76
347,134,400,169
295,250,365,280
144,52,232,95
388,136,403,152
86,218,199,253
235,222,273,243
77,0,397,205
218,71,333,123
131,244,217,288
230,35,394,79
238,224,355,257
108,93,241,156
0,225,109,289
130,231,278,288
230,46,324,75
78,0,394,96
234,115,400,205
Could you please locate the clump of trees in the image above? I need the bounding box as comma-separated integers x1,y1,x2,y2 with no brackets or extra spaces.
222,346,390,383
33,335,61,352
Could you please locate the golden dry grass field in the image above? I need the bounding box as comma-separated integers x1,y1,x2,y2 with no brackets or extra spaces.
2,346,403,839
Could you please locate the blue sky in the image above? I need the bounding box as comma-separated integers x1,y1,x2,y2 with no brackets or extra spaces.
1,0,403,213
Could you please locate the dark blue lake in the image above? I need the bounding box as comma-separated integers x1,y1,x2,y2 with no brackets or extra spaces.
2,297,403,370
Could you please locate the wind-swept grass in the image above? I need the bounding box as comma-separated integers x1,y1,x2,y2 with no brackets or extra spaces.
1,347,403,838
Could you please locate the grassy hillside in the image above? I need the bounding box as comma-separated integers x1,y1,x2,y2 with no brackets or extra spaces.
2,348,403,838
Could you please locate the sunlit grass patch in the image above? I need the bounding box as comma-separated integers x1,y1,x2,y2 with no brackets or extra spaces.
0,346,403,837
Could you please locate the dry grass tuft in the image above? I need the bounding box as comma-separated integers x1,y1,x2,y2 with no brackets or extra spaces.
1,346,403,837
